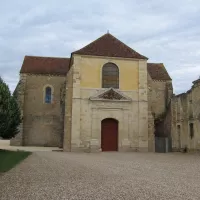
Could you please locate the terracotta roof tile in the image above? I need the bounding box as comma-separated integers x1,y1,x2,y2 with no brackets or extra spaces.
147,63,171,81
20,56,70,75
72,33,148,60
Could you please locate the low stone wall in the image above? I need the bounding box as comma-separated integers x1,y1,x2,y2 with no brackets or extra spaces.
0,140,10,147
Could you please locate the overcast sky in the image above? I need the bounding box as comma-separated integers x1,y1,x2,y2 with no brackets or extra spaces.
0,0,200,94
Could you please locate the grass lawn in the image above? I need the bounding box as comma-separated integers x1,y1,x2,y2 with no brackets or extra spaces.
0,150,31,173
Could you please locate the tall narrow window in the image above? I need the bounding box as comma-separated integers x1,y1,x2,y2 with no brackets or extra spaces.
189,123,194,139
102,63,119,89
45,87,52,103
177,125,181,149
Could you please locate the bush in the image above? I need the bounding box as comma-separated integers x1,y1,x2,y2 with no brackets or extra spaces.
0,77,21,139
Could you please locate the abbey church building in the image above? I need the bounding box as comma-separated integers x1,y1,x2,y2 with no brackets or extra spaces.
12,33,173,152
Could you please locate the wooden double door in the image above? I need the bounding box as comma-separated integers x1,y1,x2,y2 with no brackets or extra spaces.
101,118,118,151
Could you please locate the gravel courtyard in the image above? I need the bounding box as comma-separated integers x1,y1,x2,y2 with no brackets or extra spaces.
1,152,200,200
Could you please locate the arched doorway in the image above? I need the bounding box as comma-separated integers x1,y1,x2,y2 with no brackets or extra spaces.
101,118,118,151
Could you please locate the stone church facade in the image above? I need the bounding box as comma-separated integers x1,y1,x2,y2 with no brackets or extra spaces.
11,33,199,152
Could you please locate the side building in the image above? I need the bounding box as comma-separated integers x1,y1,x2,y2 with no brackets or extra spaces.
11,56,70,147
171,78,200,152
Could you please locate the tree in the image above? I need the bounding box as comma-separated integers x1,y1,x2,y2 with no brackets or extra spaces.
0,77,21,139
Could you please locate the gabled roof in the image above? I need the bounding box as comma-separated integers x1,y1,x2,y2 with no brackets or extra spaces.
147,63,171,81
20,56,70,75
72,33,148,60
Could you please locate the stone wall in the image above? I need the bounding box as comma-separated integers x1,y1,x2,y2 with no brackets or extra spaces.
80,89,141,152
63,66,73,151
138,60,149,152
171,79,200,151
148,71,173,138
12,74,66,147
11,55,176,151
64,55,150,152
148,79,173,118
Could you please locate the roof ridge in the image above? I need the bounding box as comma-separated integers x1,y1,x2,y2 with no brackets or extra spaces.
25,55,70,59
148,62,163,65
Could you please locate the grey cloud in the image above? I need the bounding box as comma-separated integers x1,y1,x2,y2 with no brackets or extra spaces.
0,0,200,93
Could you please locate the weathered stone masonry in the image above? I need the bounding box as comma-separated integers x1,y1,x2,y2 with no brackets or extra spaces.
11,33,179,152
12,74,66,147
171,78,200,152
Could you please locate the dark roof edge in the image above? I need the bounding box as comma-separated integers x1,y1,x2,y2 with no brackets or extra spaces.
72,52,148,60
24,55,70,59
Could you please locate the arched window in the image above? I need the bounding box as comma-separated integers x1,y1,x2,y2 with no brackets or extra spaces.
45,86,52,103
102,63,119,88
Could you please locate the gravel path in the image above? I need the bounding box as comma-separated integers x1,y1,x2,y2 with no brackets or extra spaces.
0,152,200,200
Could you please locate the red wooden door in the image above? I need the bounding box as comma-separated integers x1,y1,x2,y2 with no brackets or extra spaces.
101,118,118,151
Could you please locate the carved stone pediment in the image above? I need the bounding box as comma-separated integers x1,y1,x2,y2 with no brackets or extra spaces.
89,88,132,102
98,89,125,100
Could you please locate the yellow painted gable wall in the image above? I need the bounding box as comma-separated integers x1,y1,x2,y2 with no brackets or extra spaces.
77,55,139,90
